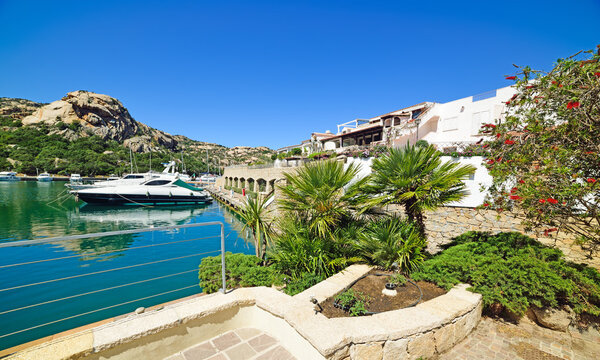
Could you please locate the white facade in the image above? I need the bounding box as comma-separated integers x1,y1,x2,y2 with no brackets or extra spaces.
345,155,491,208
418,86,516,151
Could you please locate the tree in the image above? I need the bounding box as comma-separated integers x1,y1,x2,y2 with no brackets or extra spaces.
365,145,476,237
483,46,600,256
278,159,368,240
237,195,273,261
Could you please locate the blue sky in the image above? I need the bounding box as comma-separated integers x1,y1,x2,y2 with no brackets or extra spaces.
1,1,599,149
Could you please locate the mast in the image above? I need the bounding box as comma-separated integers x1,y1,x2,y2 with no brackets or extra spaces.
129,148,133,174
149,149,152,172
206,149,209,175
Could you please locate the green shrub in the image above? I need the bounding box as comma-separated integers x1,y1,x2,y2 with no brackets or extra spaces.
354,217,425,272
283,272,326,296
412,232,600,317
415,140,429,148
198,253,280,293
290,147,302,155
269,217,358,279
389,273,407,286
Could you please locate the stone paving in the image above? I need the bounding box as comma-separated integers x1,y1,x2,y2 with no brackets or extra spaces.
440,317,600,360
165,328,297,360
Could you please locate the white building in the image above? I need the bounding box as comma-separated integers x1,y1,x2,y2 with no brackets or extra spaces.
317,85,516,153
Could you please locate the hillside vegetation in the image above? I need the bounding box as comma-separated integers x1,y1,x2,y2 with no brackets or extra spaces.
0,93,274,176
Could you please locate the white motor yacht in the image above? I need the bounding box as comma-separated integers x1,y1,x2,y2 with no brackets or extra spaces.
72,176,212,205
37,173,52,182
0,171,19,181
67,161,179,190
70,174,82,183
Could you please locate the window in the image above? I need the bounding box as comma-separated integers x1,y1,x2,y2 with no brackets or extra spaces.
144,180,171,186
443,116,458,132
123,175,145,179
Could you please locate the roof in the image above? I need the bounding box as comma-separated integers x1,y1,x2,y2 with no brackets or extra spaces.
323,123,383,141
370,102,434,121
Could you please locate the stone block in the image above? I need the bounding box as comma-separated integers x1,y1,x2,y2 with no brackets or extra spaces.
329,345,349,360
382,339,408,360
407,332,436,360
434,322,456,353
350,342,383,360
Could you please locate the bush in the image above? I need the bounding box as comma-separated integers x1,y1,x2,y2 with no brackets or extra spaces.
283,272,326,296
354,217,425,272
198,253,280,293
415,140,429,148
412,232,600,318
290,147,302,155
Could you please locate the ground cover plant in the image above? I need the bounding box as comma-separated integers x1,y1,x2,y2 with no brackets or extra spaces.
412,232,600,318
198,252,281,293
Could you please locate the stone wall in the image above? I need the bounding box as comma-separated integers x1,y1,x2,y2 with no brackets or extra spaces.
419,207,599,269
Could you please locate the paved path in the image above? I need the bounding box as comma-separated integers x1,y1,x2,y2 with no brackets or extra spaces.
440,317,600,360
165,328,296,360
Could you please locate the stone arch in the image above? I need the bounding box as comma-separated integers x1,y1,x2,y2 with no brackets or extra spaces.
268,179,276,193
257,178,267,192
247,178,255,192
233,177,239,188
239,177,245,189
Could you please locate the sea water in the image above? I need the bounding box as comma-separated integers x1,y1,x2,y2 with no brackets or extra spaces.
0,181,254,350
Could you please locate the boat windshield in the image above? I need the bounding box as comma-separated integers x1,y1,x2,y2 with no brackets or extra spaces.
144,179,172,186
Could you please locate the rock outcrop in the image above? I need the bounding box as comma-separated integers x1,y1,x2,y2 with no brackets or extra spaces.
0,98,43,119
21,90,177,152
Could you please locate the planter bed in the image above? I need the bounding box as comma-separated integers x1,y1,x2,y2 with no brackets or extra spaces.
320,270,446,318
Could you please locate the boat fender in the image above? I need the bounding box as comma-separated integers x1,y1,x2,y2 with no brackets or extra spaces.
146,191,150,197
169,192,172,197
190,192,194,196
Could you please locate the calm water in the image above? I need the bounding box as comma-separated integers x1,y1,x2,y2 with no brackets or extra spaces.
0,181,253,350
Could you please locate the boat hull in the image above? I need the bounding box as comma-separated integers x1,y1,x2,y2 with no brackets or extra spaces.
76,192,213,205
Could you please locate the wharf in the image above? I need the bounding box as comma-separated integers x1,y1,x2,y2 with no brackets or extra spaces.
204,186,245,211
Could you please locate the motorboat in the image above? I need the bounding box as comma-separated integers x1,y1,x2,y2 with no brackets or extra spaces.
66,161,179,190
70,174,82,183
37,173,52,182
179,173,192,182
72,177,213,205
0,171,19,181
199,174,218,184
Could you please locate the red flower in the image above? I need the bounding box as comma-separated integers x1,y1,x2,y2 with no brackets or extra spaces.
509,195,522,200
483,203,490,207
505,76,517,80
539,199,546,204
543,228,558,236
511,187,518,193
518,179,525,184
585,151,595,154
482,123,496,128
505,100,511,105
588,178,597,183
504,139,515,145
551,81,557,84
526,85,534,89
496,133,502,138
487,159,495,165
595,72,600,77
482,144,489,148
547,198,559,204
567,101,580,109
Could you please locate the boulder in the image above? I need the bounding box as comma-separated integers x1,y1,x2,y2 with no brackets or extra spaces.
531,307,572,332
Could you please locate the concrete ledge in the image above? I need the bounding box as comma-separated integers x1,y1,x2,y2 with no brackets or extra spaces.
4,265,482,360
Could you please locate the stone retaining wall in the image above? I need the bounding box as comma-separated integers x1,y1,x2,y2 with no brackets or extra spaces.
420,207,599,269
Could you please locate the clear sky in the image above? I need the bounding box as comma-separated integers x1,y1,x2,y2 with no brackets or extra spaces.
1,0,599,149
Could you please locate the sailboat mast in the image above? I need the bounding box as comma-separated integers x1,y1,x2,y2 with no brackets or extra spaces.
206,149,209,175
129,148,133,174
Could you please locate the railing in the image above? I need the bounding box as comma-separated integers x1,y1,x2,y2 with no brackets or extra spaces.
0,222,226,351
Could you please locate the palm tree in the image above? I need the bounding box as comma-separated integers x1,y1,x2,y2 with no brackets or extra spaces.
278,159,368,240
237,195,273,261
365,145,476,237
354,217,425,272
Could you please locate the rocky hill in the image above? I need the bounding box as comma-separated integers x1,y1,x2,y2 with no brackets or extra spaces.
0,91,275,175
